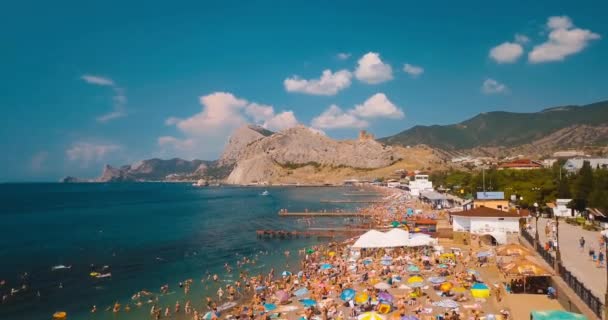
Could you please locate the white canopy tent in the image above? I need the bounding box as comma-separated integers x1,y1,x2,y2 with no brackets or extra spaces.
352,228,437,248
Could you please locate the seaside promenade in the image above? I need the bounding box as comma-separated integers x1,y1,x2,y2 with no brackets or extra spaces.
536,217,607,302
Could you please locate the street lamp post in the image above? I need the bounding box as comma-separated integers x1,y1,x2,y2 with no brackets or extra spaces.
554,214,561,272
604,233,608,320
534,202,540,250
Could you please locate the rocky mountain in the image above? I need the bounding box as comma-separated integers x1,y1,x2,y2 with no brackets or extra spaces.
95,158,215,182
226,126,403,184
380,100,608,150
218,125,273,166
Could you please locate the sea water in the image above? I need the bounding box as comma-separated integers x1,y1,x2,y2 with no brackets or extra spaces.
0,183,377,320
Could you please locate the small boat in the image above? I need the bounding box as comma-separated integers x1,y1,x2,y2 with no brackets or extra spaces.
260,190,269,196
52,265,72,271
95,273,112,278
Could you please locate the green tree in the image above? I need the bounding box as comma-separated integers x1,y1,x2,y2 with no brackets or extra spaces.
573,161,594,200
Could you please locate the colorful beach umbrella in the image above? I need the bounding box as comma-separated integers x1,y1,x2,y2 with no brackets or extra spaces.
281,271,292,277
299,299,317,307
264,303,277,311
275,290,290,303
407,276,424,284
340,288,356,301
470,282,490,299
437,263,449,269
391,221,400,227
328,251,336,257
294,287,309,297
530,310,588,320
377,303,392,314
320,263,333,270
378,292,393,303
407,265,420,273
374,282,391,290
476,251,492,258
401,316,419,320
306,248,315,254
203,311,219,320
432,299,459,309
355,292,369,304
358,312,385,320
428,276,446,284
439,282,453,293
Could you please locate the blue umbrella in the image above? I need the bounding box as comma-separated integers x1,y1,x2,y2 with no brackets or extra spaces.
281,271,292,277
432,299,459,309
476,251,491,258
320,263,333,270
203,311,219,319
428,276,446,284
363,260,372,266
294,287,309,297
340,288,356,301
471,282,489,290
381,260,392,266
401,316,419,320
407,265,420,273
299,298,317,307
264,303,277,311
437,264,449,269
255,285,266,291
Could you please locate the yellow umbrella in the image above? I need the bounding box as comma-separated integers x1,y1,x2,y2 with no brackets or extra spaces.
378,303,391,314
439,282,453,292
407,276,424,284
328,251,336,257
358,312,385,320
355,292,370,304
53,311,67,319
439,253,455,260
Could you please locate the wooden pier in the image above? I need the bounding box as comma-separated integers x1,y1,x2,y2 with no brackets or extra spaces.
319,199,385,203
256,228,366,239
278,211,367,217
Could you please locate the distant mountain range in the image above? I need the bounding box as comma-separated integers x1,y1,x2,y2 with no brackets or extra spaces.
380,100,608,151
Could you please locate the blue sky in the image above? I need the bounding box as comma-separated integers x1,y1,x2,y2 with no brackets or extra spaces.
2,0,607,181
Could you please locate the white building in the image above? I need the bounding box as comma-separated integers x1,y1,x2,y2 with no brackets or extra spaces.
451,207,527,245
408,174,433,196
563,158,608,173
551,199,579,217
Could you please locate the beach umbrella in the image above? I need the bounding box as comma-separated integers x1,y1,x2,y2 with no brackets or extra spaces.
363,259,373,266
264,303,277,311
470,283,490,299
378,292,393,303
294,287,309,297
281,271,292,277
439,282,453,293
381,260,392,266
466,269,479,276
408,281,425,288
501,259,552,277
530,310,588,320
377,303,392,314
407,265,420,273
374,282,391,290
432,299,459,309
437,263,449,269
452,287,467,293
255,285,266,291
355,292,370,304
340,288,356,301
306,249,315,254
407,276,424,284
401,316,419,320
427,276,446,284
476,251,492,258
299,298,317,307
203,311,219,320
328,251,336,257
391,275,402,283
275,290,290,303
320,263,333,270
358,312,385,320
391,221,400,227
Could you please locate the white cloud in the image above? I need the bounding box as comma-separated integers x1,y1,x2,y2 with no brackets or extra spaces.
489,42,523,63
81,74,115,86
66,142,122,167
529,16,600,63
403,63,424,77
337,52,351,60
284,69,352,95
30,151,49,171
354,52,393,84
82,75,127,122
311,105,369,129
263,111,298,131
351,93,404,119
482,78,508,94
162,92,299,159
515,34,530,44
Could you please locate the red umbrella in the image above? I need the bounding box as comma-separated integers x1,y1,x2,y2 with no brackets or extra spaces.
276,290,290,303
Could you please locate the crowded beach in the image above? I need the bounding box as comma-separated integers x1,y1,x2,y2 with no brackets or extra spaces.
45,186,584,320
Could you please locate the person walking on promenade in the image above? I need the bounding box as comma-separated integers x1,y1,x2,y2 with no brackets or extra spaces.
579,236,586,252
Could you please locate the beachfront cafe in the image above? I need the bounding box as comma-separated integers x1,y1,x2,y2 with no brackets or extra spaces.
419,190,451,209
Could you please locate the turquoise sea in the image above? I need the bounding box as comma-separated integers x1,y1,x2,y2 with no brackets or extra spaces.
0,183,375,320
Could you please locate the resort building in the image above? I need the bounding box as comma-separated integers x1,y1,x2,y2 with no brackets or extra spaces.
450,206,528,245
474,192,509,211
547,199,579,217
408,174,433,196
497,159,543,170
563,158,608,173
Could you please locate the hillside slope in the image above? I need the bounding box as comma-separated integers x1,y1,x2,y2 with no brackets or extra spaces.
381,100,608,150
